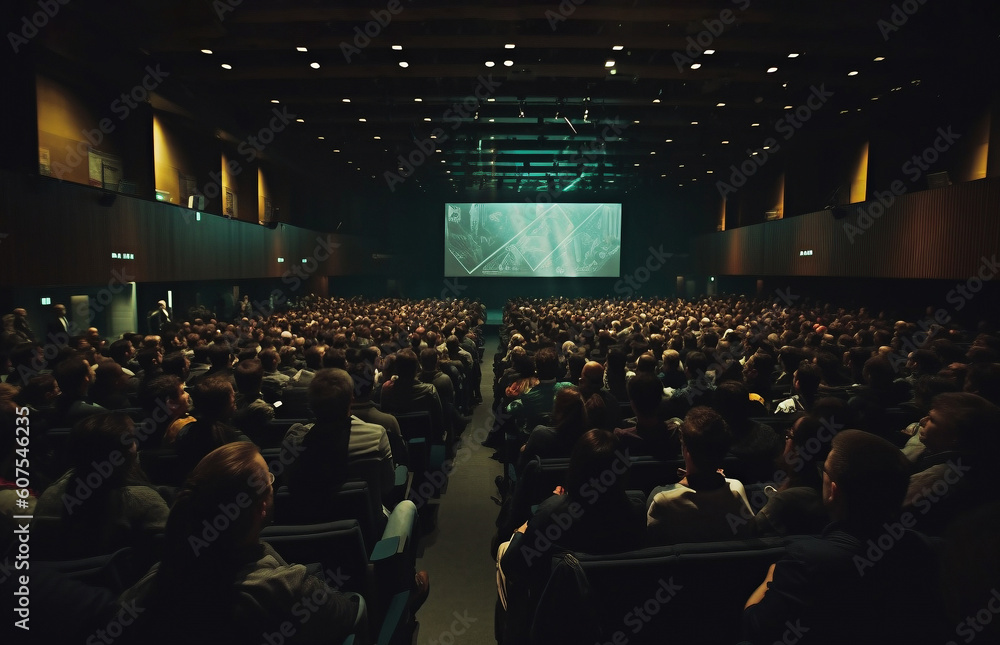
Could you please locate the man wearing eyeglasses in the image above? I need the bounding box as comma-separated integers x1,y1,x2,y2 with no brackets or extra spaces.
742,430,948,644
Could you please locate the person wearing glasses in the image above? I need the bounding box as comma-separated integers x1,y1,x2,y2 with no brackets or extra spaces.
743,429,948,645
117,441,364,644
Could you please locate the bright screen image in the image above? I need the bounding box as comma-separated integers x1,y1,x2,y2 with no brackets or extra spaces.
444,202,622,277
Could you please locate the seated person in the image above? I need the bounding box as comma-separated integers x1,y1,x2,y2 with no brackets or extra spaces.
497,429,646,610
52,355,106,428
231,358,276,437
754,415,831,536
380,348,445,442
903,392,1000,535
645,406,755,545
285,368,396,504
504,347,573,435
173,376,250,479
715,381,783,483
116,442,364,645
662,351,714,419
139,374,193,448
89,360,133,411
615,373,681,460
774,361,823,415
743,430,950,645
518,386,590,471
32,411,169,559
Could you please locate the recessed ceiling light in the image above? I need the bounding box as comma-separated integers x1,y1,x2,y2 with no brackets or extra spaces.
200,49,213,55
690,63,702,70
296,46,308,52
414,98,422,102
342,98,351,103
373,136,381,140
704,49,716,55
848,70,859,76
707,170,714,174
295,118,304,123
487,97,495,102
271,99,280,104
653,98,660,103
634,163,640,167
485,61,495,67
721,140,729,144
398,61,409,68
612,45,624,51
679,164,685,168
784,105,793,109
767,66,778,73
609,69,617,75
691,121,699,125
358,118,366,122
650,151,656,155
310,62,320,69
221,63,232,70
665,139,673,143
435,150,442,153
317,136,324,140
505,43,516,49
763,146,770,150
333,149,340,153
423,117,431,122
787,53,799,58
605,60,615,67
716,102,726,107
874,56,885,62
751,122,760,127
488,118,494,122
391,45,402,51
503,60,513,67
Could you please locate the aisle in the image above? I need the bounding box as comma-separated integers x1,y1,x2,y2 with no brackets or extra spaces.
414,331,503,645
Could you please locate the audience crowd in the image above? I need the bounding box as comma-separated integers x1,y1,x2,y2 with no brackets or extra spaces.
2,291,998,644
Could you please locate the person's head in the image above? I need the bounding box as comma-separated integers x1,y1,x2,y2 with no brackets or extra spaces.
793,361,823,400
679,406,731,473
742,351,775,386
234,358,264,395
782,415,833,489
53,303,66,317
534,347,560,380
258,348,279,372
920,392,1000,454
308,368,354,422
160,351,190,379
143,374,190,421
580,361,605,392
419,347,440,372
157,300,167,310
821,429,909,529
54,355,92,398
303,344,324,370
394,348,419,380
66,412,142,517
346,360,376,401
108,339,134,366
565,429,628,501
712,381,751,426
964,362,1000,406
661,349,681,370
92,359,127,393
551,386,588,436
191,376,236,420
163,442,272,570
683,351,708,380
627,373,663,419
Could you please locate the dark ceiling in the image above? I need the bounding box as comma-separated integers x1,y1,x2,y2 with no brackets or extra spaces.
21,0,1000,198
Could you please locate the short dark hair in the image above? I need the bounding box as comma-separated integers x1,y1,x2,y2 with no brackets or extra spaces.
535,347,560,380
394,349,419,380
627,373,663,417
308,368,354,421
234,358,264,394
680,406,731,472
825,429,909,527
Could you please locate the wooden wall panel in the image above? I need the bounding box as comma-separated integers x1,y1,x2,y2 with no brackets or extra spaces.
0,172,379,287
694,177,1000,280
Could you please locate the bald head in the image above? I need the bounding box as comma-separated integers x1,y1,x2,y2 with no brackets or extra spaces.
581,361,605,387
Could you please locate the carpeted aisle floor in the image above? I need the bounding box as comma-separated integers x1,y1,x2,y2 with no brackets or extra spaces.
414,330,503,645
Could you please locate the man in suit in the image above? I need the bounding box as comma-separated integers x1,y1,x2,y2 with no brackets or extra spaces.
47,303,71,340
148,300,171,333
